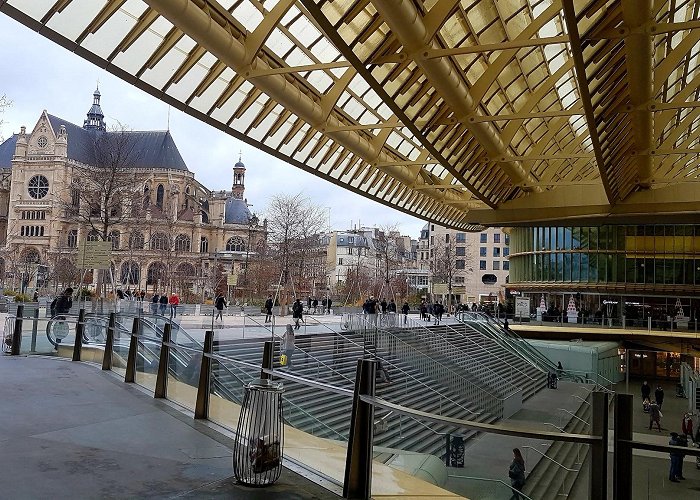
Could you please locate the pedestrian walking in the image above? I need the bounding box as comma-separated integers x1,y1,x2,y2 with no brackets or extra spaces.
380,298,387,314
508,448,526,499
388,299,397,313
281,324,295,368
641,380,651,401
402,301,410,325
214,293,226,321
326,297,332,314
655,384,665,409
264,294,274,323
158,294,168,315
649,401,662,432
169,292,179,318
292,298,303,329
682,413,694,443
669,432,685,482
150,293,159,315
312,297,318,314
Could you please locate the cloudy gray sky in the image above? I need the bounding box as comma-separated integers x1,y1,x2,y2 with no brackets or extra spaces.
0,15,426,238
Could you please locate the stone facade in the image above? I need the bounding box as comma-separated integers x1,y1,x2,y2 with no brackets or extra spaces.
0,91,266,297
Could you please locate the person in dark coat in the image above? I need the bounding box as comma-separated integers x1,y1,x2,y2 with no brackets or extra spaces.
214,293,226,321
402,302,410,325
54,287,73,315
669,432,685,482
641,380,651,401
387,299,397,313
380,298,387,314
655,385,665,409
508,448,526,499
326,297,332,314
292,298,303,329
158,294,168,315
151,293,159,315
264,294,274,323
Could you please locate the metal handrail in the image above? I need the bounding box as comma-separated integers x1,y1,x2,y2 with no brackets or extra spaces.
304,314,482,416
558,408,590,428
446,475,535,500
402,316,527,392
440,320,536,382
572,394,590,406
521,445,580,472
544,422,566,433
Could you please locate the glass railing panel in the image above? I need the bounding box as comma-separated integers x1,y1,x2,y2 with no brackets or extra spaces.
133,334,160,392
166,344,200,411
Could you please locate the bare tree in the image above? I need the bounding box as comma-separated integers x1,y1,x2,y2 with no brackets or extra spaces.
374,224,402,298
265,193,326,292
0,94,11,142
58,125,146,294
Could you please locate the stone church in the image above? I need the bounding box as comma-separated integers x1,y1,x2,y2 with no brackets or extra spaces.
0,89,266,298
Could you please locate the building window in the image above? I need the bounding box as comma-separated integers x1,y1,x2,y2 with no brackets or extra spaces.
456,260,465,269
445,234,450,243
479,260,487,270
28,175,49,199
430,236,434,245
348,236,354,244
200,236,209,253
150,232,170,251
156,184,164,209
175,234,191,252
431,225,435,231
505,234,510,245
493,247,501,257
87,230,101,242
480,233,487,243
503,261,510,271
503,247,510,257
494,233,501,243
338,258,343,265
120,261,140,285
454,276,465,284
456,246,466,256
108,230,120,250
456,233,466,243
67,230,78,248
493,261,500,270
226,237,246,252
129,231,144,250
480,247,487,257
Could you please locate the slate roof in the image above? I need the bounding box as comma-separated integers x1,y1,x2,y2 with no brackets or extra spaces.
0,134,18,168
224,197,252,225
48,115,188,171
0,115,189,171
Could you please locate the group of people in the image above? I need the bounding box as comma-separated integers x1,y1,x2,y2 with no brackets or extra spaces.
418,299,445,325
149,292,180,317
305,296,333,315
641,380,665,431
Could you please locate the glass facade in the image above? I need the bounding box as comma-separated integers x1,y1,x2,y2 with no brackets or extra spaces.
509,225,700,294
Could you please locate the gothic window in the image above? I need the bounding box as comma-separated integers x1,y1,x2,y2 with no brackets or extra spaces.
174,234,191,252
175,262,196,279
129,231,144,250
201,210,209,223
87,230,101,242
156,184,164,209
22,248,40,264
67,230,78,248
143,185,150,208
226,236,246,252
200,236,209,253
150,232,170,251
71,187,80,208
28,175,49,199
146,262,167,286
120,261,140,285
108,230,120,250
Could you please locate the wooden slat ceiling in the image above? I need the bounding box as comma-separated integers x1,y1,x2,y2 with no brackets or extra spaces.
1,0,698,229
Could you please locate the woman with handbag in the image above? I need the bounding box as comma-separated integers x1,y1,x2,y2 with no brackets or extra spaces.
508,448,526,500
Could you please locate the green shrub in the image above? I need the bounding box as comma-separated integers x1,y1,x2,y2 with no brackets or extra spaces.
13,293,31,303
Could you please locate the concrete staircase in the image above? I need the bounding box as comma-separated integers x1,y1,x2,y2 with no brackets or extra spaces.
522,391,593,499
211,330,498,458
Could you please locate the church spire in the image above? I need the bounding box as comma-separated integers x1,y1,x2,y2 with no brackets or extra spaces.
83,86,106,131
232,153,246,199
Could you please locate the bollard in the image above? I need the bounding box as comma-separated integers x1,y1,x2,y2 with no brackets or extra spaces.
102,312,115,370
343,358,377,499
30,307,39,352
72,308,85,362
195,331,214,420
125,317,139,383
261,340,274,380
154,323,171,399
10,304,24,355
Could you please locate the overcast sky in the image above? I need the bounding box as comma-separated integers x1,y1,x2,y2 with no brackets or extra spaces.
0,15,427,238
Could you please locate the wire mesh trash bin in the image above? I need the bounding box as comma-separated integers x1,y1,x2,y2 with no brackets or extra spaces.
233,379,284,486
